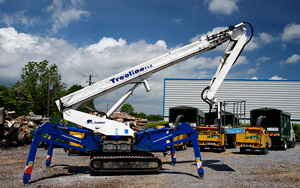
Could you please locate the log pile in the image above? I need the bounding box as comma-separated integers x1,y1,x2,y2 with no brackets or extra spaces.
110,111,148,131
92,111,148,131
0,107,48,149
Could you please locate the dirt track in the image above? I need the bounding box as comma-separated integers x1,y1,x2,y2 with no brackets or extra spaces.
0,143,300,188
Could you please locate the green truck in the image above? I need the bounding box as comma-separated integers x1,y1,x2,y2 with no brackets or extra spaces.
250,108,296,150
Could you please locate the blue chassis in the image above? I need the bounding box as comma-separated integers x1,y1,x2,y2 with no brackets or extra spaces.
23,122,204,183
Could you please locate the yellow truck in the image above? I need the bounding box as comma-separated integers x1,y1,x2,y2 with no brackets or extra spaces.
196,126,226,152
235,127,271,154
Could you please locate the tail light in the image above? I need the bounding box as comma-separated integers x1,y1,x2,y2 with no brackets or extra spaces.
268,133,280,136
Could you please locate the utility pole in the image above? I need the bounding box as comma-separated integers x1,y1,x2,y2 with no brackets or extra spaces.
83,74,98,112
47,76,51,117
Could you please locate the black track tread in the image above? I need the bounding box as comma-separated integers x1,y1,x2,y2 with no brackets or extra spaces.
89,152,162,173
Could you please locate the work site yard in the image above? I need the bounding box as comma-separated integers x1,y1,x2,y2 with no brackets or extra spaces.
1,144,300,188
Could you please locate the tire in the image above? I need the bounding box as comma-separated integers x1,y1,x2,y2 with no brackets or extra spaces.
240,147,246,153
180,144,184,150
200,146,205,151
220,145,226,152
281,140,287,150
183,143,187,150
262,144,268,155
290,139,296,148
288,140,296,148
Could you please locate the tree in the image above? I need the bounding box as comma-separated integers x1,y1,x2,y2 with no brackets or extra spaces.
0,84,9,109
147,114,164,121
132,112,147,119
0,83,33,116
120,103,134,115
20,60,66,116
120,103,163,121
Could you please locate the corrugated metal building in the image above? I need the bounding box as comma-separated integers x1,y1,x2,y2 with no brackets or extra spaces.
163,79,300,123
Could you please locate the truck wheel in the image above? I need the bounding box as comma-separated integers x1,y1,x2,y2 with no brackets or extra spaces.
183,143,187,150
220,145,226,152
262,144,268,155
180,144,184,150
292,140,296,148
281,140,287,150
289,139,296,148
200,146,205,151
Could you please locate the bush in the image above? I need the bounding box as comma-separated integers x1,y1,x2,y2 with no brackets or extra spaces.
293,124,300,141
145,121,169,129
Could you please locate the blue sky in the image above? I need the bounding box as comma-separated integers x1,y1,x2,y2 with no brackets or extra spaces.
0,0,300,114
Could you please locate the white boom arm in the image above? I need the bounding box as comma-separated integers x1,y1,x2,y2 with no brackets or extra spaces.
201,25,249,109
56,22,251,137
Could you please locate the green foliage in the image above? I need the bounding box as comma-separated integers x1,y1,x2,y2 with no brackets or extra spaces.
132,112,147,119
120,103,164,121
147,114,163,121
145,121,169,129
293,124,300,141
19,60,66,116
0,84,10,109
0,83,34,116
1,60,97,117
120,103,134,115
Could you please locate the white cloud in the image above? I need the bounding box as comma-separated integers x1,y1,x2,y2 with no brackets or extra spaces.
155,40,167,49
207,0,239,15
256,56,270,62
246,62,259,75
269,75,287,80
85,37,126,53
1,9,38,29
243,32,275,51
235,56,248,65
281,44,286,50
251,76,258,80
280,54,300,65
281,23,300,42
0,27,38,53
45,0,90,34
284,54,300,64
258,32,274,44
247,68,257,75
172,18,184,23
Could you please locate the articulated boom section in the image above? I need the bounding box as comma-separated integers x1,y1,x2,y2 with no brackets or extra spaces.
23,121,203,183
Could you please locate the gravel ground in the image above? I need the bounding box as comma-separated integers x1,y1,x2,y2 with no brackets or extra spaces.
0,143,300,188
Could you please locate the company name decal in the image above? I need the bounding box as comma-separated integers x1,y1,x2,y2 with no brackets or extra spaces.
110,64,153,84
87,119,105,124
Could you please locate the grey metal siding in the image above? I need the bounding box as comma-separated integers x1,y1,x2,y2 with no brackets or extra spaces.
163,79,300,121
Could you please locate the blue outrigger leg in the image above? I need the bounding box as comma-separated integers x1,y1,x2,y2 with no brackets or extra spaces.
23,122,99,184
134,122,204,177
24,121,203,184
